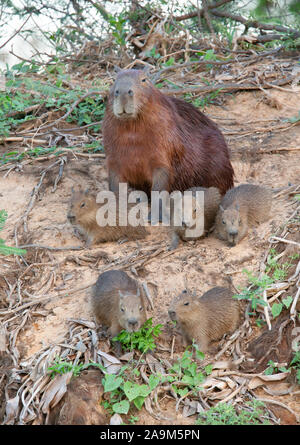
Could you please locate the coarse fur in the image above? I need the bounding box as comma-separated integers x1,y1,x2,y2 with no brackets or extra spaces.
67,187,148,246
90,270,147,337
168,287,241,352
102,69,234,196
169,186,221,249
215,183,272,246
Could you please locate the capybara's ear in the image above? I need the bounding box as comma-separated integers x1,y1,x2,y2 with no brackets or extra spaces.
113,65,122,77
220,204,224,212
142,65,151,75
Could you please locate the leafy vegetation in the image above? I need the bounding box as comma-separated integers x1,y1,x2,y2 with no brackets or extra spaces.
264,360,289,375
0,63,106,137
290,352,300,385
166,345,212,398
0,210,27,256
234,248,296,320
112,318,163,354
102,367,160,415
195,400,270,425
47,357,104,378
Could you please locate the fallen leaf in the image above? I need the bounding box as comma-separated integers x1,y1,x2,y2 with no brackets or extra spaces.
40,371,73,414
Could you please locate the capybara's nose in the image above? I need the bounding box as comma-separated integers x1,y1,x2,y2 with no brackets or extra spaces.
67,213,75,223
229,229,238,236
168,310,176,320
128,318,138,329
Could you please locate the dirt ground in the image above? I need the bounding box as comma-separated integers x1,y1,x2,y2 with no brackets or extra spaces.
1,87,300,425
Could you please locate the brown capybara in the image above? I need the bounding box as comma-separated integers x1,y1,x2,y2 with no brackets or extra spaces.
215,183,272,246
168,287,240,353
169,186,221,249
102,69,234,197
67,187,148,246
90,270,147,337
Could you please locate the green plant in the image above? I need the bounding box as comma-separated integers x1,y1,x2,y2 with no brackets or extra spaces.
0,210,27,256
166,344,212,398
0,69,105,137
185,88,223,109
266,248,292,281
264,360,289,375
290,352,300,384
112,318,163,354
47,357,104,378
195,400,270,425
234,260,294,317
233,269,272,311
101,367,160,415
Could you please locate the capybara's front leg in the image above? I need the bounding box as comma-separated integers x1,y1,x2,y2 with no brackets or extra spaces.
108,169,121,193
150,167,170,223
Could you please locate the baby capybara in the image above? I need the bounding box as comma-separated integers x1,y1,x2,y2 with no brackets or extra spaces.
102,69,234,197
67,187,148,246
215,183,272,246
169,186,221,249
90,270,147,337
168,287,241,353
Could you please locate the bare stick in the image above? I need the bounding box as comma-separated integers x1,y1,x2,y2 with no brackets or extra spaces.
0,14,31,50
256,398,299,423
263,289,272,331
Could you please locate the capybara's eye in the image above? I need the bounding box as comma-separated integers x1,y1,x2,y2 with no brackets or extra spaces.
222,220,225,224
115,89,119,96
120,306,125,312
139,306,143,311
141,78,147,82
184,301,189,306
80,202,85,208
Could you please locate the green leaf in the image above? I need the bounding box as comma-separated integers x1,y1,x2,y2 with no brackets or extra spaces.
205,364,213,375
195,350,205,360
271,303,283,318
123,381,141,402
282,296,293,309
112,400,130,414
133,396,145,410
181,375,194,385
138,384,151,397
148,375,160,391
177,387,189,397
103,374,123,392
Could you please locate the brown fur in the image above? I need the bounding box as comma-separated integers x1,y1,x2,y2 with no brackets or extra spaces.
168,287,240,352
90,270,147,337
67,187,148,246
169,186,221,249
215,183,272,246
102,69,234,196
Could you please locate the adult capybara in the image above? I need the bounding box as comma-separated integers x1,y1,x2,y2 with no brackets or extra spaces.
102,69,234,197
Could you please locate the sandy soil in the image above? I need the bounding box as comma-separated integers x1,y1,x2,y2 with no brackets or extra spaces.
1,87,300,424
